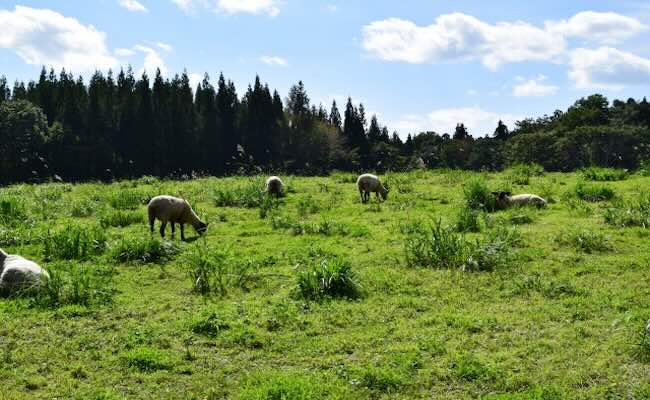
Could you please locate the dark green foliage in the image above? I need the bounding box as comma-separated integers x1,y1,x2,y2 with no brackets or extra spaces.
107,190,149,210
214,180,265,208
185,243,254,296
190,311,230,338
296,255,359,300
580,167,627,181
0,196,29,227
34,263,115,308
454,207,481,232
43,225,107,260
111,237,180,264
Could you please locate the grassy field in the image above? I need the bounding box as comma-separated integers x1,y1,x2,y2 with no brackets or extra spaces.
1,168,649,399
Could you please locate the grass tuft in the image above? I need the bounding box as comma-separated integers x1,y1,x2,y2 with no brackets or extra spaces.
296,254,359,301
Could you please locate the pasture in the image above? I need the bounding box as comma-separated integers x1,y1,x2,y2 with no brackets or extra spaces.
0,168,649,399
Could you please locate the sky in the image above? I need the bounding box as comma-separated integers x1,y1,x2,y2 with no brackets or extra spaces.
1,0,650,138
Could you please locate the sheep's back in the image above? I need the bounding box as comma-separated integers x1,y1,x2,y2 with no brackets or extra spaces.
148,195,188,222
266,176,283,193
1,256,49,294
509,194,546,206
357,174,380,192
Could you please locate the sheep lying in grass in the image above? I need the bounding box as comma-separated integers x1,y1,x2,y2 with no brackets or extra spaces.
147,195,208,240
265,176,284,197
492,191,547,209
0,248,49,296
357,173,389,203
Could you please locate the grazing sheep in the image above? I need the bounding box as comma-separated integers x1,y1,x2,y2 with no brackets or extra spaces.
492,191,547,209
0,248,49,297
147,195,208,240
357,173,389,203
265,176,284,197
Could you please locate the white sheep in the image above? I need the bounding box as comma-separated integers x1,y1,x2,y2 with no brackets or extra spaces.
147,195,208,240
0,248,49,296
265,176,284,197
492,191,547,209
357,173,389,203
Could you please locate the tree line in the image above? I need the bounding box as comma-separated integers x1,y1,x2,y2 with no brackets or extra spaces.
2,67,650,184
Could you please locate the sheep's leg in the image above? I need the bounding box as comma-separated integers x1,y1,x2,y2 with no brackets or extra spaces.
359,189,364,203
180,224,185,241
160,222,167,238
149,219,154,235
171,222,175,237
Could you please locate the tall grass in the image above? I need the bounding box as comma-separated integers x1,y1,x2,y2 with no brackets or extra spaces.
98,210,144,228
0,196,29,227
295,254,359,300
580,167,627,181
506,163,545,185
463,179,497,212
213,179,266,208
554,230,612,253
43,225,107,260
111,237,180,264
34,263,116,308
107,189,150,210
573,181,615,202
604,194,650,228
185,243,254,296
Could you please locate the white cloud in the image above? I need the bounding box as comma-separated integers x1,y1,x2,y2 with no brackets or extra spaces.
569,47,650,89
0,6,118,72
188,72,203,91
326,4,338,12
134,45,168,76
513,75,559,97
115,47,136,57
546,11,646,44
260,55,288,66
157,42,173,52
173,0,280,16
362,13,565,69
119,0,148,13
362,11,645,70
392,107,521,137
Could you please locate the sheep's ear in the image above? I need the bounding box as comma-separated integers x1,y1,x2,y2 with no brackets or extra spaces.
504,191,512,196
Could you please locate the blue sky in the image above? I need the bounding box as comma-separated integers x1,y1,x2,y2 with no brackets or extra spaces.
1,0,650,137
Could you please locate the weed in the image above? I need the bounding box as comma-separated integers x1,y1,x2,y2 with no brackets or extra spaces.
580,167,627,181
573,181,615,202
604,194,650,228
111,237,180,264
190,311,230,337
0,196,29,227
463,178,497,211
122,348,172,372
506,163,545,185
455,207,481,232
98,210,144,228
108,189,149,210
34,263,115,308
185,243,254,296
555,230,612,253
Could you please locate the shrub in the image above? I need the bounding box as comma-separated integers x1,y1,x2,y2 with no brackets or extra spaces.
463,179,497,211
296,195,320,217
122,348,172,372
98,210,144,228
69,199,96,218
455,207,481,232
603,194,650,228
580,167,627,181
296,255,359,300
506,163,545,185
43,225,107,261
111,237,180,264
555,230,612,253
573,182,615,202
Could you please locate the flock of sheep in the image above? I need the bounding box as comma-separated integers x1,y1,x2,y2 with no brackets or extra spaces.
0,173,547,297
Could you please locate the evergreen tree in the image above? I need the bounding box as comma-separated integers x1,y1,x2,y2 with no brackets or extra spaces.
329,100,341,130
493,120,509,140
216,73,239,172
453,123,470,140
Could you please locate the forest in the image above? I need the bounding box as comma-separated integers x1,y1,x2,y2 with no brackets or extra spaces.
2,67,650,184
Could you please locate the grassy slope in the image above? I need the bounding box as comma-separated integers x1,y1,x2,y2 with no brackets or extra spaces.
0,170,649,399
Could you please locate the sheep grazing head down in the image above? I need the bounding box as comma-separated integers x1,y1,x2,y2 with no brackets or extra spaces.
380,185,390,200
196,221,209,235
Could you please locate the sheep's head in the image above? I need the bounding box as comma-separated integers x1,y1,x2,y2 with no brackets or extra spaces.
491,191,511,209
196,221,209,235
380,185,389,200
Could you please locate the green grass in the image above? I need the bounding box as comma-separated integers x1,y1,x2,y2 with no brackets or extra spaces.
0,171,649,399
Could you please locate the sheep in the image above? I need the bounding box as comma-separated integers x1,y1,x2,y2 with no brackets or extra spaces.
265,176,284,197
357,173,389,203
147,195,208,240
491,191,547,209
0,248,49,297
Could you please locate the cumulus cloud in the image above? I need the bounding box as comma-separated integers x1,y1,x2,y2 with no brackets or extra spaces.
0,6,118,72
513,75,559,97
260,55,288,66
188,72,203,91
569,47,650,89
172,0,280,16
392,107,521,137
157,42,173,52
362,11,645,70
119,0,148,13
115,48,136,57
133,45,168,76
546,11,646,44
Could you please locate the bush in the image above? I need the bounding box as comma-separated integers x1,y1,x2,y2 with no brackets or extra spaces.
213,180,265,208
98,210,144,228
296,195,320,217
573,182,615,202
43,225,107,261
107,189,149,210
555,230,612,253
603,194,650,228
463,179,497,211
111,237,180,264
580,167,627,181
296,255,359,300
454,207,481,232
69,199,96,218
506,163,545,185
